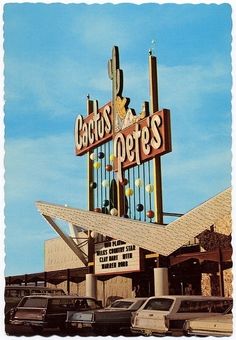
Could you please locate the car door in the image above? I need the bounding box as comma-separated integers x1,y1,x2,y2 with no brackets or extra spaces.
46,298,72,327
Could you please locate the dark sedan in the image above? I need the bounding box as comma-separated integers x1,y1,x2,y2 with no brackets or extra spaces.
66,297,147,335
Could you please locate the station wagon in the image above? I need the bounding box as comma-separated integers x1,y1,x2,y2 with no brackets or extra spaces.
9,295,101,333
5,285,65,323
131,295,232,336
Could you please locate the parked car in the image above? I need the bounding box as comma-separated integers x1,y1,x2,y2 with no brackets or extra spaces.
183,305,233,337
5,285,65,323
9,294,102,333
66,297,147,335
105,295,123,307
131,295,232,336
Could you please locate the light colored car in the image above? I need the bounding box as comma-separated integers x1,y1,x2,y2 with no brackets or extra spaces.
131,295,232,336
184,312,233,336
66,297,147,335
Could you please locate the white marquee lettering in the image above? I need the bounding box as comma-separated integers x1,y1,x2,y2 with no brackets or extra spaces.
151,115,162,149
88,119,94,144
133,124,141,165
104,105,112,134
93,101,100,142
74,115,83,150
126,134,135,162
98,117,105,139
112,113,166,177
75,104,170,175
114,133,126,182
74,103,113,155
142,126,151,155
82,122,88,147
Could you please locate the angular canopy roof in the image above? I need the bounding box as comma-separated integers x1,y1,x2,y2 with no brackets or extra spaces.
36,187,231,257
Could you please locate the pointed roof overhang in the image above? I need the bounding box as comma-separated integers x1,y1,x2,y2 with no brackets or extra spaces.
36,187,231,257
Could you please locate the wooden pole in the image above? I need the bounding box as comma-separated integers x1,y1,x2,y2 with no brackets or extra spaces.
87,96,94,212
44,272,47,287
218,248,224,296
149,52,163,224
67,268,70,294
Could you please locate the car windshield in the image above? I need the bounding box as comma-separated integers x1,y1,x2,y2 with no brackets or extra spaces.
144,298,174,311
109,300,133,309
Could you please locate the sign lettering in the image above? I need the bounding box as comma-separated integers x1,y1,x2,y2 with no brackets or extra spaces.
75,102,112,156
95,240,140,275
74,46,171,179
113,109,171,180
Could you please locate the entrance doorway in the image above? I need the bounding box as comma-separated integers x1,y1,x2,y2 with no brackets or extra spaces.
169,259,201,295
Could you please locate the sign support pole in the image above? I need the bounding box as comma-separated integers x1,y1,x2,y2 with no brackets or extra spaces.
149,52,167,295
87,96,95,274
149,52,163,224
108,46,124,217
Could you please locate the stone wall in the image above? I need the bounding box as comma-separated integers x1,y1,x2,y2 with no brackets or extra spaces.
200,214,232,297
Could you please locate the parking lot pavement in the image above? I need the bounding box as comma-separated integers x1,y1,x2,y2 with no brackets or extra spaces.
5,324,140,337
5,324,69,337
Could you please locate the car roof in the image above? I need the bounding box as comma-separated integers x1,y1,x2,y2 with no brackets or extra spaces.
6,285,63,289
147,295,232,300
112,298,147,303
23,295,96,299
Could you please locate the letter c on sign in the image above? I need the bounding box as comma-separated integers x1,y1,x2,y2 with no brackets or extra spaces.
74,115,83,151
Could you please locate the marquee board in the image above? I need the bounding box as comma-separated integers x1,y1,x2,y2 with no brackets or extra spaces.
94,239,141,275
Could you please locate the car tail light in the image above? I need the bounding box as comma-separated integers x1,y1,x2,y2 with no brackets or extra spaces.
9,307,16,320
41,308,47,321
164,315,169,328
183,320,189,332
131,311,136,326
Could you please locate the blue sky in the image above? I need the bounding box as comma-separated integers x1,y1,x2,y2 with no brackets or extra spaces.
3,2,232,276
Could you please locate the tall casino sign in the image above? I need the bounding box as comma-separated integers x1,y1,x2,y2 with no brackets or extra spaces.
74,46,171,226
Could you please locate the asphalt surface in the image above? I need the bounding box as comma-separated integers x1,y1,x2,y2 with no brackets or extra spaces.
5,323,96,337
5,324,137,337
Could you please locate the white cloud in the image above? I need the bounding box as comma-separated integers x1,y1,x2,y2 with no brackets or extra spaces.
162,143,231,213
159,59,231,113
4,133,87,208
70,11,132,53
5,56,112,117
5,49,230,126
164,147,231,179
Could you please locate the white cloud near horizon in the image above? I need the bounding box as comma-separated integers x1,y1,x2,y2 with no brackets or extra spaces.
5,52,230,120
159,59,231,113
4,126,231,214
4,51,231,211
4,132,87,208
